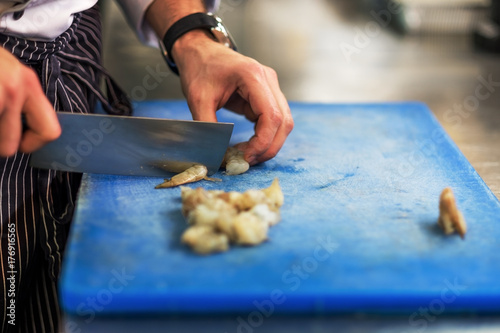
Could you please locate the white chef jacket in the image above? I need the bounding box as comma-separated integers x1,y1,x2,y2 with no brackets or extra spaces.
0,0,219,47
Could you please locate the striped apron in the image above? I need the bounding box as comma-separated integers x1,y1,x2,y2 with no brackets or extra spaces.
0,5,131,332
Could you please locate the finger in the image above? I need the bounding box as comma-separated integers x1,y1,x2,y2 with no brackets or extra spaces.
242,70,289,165
19,83,60,153
186,89,219,123
250,70,294,164
224,90,290,164
223,93,259,123
244,104,281,165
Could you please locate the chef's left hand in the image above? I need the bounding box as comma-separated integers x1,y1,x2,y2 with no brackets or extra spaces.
173,30,294,166
145,1,294,165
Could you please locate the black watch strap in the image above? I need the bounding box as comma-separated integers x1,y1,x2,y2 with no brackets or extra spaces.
162,12,218,63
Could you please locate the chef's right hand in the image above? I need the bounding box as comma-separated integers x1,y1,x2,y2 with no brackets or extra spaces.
0,47,61,157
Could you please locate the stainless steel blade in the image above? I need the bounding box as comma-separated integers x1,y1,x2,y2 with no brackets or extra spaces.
29,113,233,177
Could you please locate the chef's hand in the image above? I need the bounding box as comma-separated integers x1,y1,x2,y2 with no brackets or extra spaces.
146,1,293,165
173,30,294,166
0,47,61,157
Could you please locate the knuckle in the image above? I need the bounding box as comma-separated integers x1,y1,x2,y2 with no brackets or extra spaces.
244,60,267,83
252,135,268,151
38,125,61,143
3,67,38,100
2,78,19,99
269,109,283,125
265,66,278,80
284,116,294,133
22,67,40,85
47,123,62,141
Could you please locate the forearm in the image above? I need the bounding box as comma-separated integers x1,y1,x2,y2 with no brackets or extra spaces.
144,0,216,71
145,0,206,40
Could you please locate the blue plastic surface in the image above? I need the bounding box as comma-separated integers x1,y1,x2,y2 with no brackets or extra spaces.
60,101,500,315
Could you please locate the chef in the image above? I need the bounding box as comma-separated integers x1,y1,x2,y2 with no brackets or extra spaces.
0,0,294,331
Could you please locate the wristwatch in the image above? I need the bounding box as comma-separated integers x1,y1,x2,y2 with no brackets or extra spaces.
160,12,237,75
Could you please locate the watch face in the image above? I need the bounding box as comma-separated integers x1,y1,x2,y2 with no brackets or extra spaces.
211,21,237,51
211,27,233,49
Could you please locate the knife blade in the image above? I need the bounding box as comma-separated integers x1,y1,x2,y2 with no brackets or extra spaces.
29,112,233,177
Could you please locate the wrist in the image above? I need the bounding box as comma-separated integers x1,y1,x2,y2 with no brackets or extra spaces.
171,29,215,66
159,12,237,75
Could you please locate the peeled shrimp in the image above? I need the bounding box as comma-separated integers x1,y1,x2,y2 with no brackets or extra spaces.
262,178,284,211
438,187,467,239
233,212,269,245
179,178,284,254
223,146,249,175
181,225,229,255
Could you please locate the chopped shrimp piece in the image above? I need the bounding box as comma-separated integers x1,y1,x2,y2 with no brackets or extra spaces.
262,178,284,210
180,187,209,216
233,212,269,245
438,187,467,239
181,225,229,255
179,178,284,254
186,199,237,226
250,204,281,226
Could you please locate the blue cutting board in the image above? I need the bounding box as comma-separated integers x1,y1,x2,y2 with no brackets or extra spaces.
60,101,500,315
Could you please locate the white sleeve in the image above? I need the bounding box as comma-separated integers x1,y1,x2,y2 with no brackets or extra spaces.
114,0,220,48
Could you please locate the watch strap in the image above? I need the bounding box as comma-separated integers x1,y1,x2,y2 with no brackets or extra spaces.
162,12,218,64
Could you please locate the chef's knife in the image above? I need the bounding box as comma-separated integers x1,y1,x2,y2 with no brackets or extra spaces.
29,113,233,177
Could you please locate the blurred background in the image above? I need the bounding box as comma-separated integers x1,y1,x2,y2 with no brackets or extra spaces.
101,0,500,199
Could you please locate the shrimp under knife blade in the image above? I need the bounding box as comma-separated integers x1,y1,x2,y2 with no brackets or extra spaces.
155,164,221,189
155,146,250,189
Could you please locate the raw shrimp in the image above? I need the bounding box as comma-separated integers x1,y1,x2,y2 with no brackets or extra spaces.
262,178,284,210
155,146,250,189
155,164,220,189
233,212,269,245
179,178,284,254
181,225,229,255
222,146,249,175
438,187,467,239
